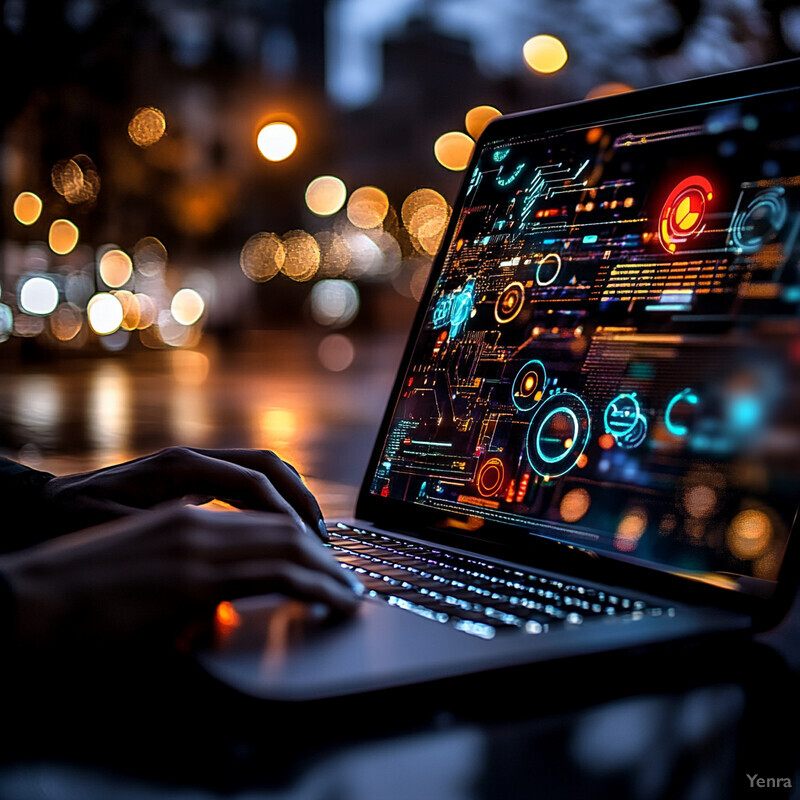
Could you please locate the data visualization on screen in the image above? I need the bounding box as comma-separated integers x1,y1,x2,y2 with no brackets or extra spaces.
371,84,800,585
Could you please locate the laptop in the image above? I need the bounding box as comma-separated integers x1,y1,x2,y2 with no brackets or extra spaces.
198,59,800,700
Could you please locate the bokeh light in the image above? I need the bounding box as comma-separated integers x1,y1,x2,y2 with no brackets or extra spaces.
281,230,320,282
100,329,130,352
305,175,347,216
14,315,44,337
134,293,157,329
363,229,402,278
614,507,648,552
465,105,502,140
434,131,474,171
51,158,83,197
318,334,355,372
171,288,205,326
87,292,124,335
559,487,591,523
19,276,59,316
99,249,133,288
342,231,384,279
346,186,389,229
13,192,42,225
115,291,140,330
257,121,297,162
52,155,100,205
128,106,167,147
133,236,168,277
523,34,568,74
49,303,83,342
157,308,197,347
48,219,79,255
727,509,772,560
240,232,285,282
315,231,352,277
310,279,359,327
402,188,450,254
683,484,717,519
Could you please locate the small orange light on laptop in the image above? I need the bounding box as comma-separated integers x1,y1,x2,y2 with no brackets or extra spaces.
215,601,241,629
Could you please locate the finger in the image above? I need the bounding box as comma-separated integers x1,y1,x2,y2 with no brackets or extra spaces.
219,560,362,615
187,449,327,539
195,511,357,591
143,448,309,533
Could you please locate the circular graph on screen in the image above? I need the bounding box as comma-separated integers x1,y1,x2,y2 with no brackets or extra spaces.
658,175,713,254
535,253,562,286
495,281,526,324
603,392,648,450
730,187,787,253
476,457,506,497
525,392,591,477
512,359,547,411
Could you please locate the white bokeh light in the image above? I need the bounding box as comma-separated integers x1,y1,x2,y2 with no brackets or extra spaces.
19,276,59,316
87,292,124,335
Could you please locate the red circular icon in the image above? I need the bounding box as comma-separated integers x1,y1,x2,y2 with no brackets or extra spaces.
658,175,713,253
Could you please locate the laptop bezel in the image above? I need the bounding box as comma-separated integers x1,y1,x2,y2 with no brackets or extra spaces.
355,58,800,632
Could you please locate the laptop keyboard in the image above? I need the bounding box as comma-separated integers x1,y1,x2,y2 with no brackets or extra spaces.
328,523,672,639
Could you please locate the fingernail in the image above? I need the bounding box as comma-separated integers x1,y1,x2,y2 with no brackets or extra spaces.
318,519,330,542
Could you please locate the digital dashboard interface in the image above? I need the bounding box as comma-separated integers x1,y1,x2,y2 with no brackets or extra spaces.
371,80,800,588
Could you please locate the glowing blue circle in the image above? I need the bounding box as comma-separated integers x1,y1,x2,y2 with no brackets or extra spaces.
535,407,579,464
665,388,698,437
730,187,787,254
604,393,641,437
512,359,547,411
525,392,591,478
535,253,562,287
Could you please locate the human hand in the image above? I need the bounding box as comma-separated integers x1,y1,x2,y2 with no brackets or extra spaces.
40,447,330,541
1,503,362,649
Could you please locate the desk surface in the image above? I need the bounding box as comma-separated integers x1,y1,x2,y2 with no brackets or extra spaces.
1,335,798,799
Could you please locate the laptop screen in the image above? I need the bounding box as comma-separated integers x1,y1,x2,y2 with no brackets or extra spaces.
369,67,800,595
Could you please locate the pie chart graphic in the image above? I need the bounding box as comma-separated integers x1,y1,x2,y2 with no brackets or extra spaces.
658,175,713,254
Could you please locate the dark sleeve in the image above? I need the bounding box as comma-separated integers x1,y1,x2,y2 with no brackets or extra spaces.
0,457,56,554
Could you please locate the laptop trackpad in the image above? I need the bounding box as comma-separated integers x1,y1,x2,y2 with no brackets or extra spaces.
196,594,496,701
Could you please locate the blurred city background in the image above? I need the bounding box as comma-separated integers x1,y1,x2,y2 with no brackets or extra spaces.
2,0,799,508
